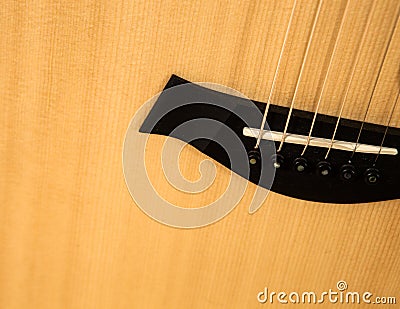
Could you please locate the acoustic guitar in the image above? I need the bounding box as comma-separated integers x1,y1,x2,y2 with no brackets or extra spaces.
1,0,399,308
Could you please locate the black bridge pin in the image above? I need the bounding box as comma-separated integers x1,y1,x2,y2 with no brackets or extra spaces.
364,168,381,185
271,154,284,169
248,150,261,165
293,157,308,173
340,164,356,182
316,161,332,177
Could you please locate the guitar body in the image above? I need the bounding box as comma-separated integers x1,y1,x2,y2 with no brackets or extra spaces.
1,0,399,308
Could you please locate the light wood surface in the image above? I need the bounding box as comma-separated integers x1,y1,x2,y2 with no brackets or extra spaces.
1,0,400,308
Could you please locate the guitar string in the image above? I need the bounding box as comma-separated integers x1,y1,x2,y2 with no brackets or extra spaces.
300,0,350,156
325,0,376,159
277,0,323,153
255,0,298,149
350,8,400,160
374,90,400,164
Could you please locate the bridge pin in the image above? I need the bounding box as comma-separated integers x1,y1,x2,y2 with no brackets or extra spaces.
340,164,357,182
294,157,308,173
248,150,261,165
271,154,284,169
364,168,381,185
316,161,332,177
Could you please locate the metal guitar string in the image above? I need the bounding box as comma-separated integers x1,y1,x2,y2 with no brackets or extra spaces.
375,91,400,163
277,0,323,153
301,0,350,156
255,0,298,149
350,8,400,160
325,0,376,159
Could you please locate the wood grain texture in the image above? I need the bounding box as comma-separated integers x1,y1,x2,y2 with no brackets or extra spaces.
1,0,400,308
